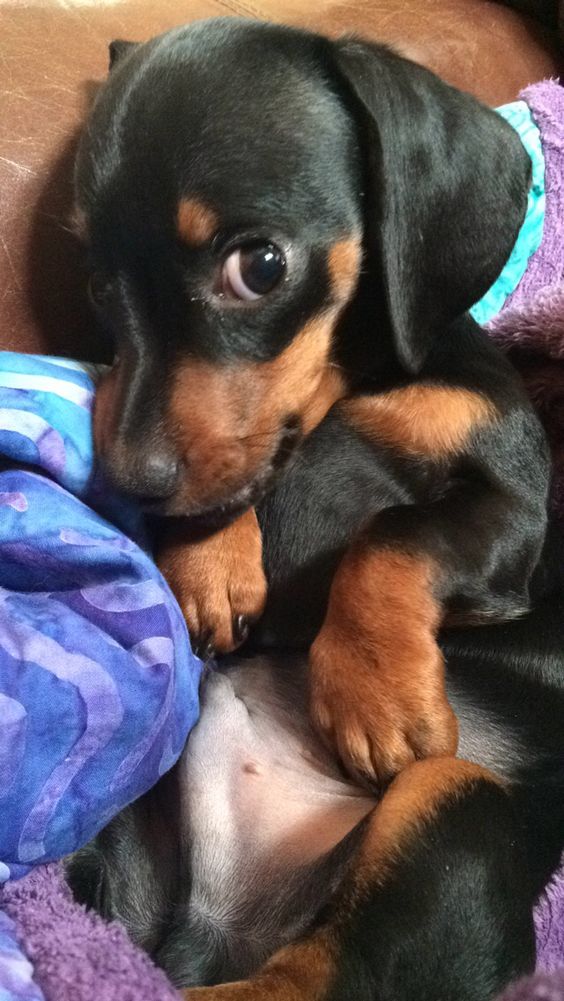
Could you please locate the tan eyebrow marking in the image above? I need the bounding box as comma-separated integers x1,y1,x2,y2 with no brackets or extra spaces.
176,198,219,246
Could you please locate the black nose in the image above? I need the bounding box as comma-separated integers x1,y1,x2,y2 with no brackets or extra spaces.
139,450,181,500
105,446,180,502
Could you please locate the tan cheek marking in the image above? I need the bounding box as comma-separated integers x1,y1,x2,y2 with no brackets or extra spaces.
259,316,335,414
176,197,219,246
327,236,362,302
342,385,497,456
168,363,262,498
165,312,348,506
168,313,343,452
300,366,347,436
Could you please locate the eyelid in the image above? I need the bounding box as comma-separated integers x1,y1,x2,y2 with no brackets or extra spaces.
211,229,286,257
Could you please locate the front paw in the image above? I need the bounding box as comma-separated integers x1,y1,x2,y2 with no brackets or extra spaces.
158,509,267,657
180,563,267,658
309,625,458,787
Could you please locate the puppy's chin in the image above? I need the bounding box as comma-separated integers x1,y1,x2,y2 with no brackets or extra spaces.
142,429,302,522
142,465,278,526
146,495,250,532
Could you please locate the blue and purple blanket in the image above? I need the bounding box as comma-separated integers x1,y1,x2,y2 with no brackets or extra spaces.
0,352,201,881
0,351,201,1000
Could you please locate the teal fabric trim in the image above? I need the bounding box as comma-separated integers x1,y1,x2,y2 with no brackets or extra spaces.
470,100,545,326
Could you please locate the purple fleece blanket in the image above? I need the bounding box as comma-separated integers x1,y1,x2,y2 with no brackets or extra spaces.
0,865,181,1001
0,861,563,1001
475,78,564,999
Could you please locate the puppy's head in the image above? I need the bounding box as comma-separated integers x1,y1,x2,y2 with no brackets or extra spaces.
76,18,529,519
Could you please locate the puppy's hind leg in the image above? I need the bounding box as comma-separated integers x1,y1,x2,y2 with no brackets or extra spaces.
182,759,534,1001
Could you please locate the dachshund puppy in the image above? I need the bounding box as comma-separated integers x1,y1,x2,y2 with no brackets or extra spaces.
68,22,564,997
76,18,550,790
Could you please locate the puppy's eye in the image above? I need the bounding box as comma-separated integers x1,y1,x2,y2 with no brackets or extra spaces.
221,242,285,301
88,272,113,308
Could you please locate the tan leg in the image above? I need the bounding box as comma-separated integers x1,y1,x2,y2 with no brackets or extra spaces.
183,934,335,1000
158,508,267,655
309,547,458,786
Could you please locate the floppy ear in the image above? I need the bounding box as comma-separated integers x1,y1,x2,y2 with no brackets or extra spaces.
330,39,531,372
108,39,139,72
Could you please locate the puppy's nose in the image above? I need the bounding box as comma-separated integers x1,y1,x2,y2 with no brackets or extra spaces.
105,446,180,502
138,450,180,500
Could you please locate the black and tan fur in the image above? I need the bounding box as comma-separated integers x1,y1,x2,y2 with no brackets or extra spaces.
68,18,564,1000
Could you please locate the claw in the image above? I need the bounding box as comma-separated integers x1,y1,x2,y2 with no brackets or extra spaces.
233,614,250,645
194,633,216,661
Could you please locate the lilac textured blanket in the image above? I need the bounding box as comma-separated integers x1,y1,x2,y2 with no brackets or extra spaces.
479,78,564,999
0,862,563,1001
487,81,564,529
486,75,564,1001
0,866,181,1001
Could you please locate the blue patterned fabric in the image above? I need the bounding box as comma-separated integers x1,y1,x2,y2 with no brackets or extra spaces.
470,99,546,325
0,352,201,882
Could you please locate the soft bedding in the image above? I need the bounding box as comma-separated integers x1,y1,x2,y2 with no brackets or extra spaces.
0,351,201,881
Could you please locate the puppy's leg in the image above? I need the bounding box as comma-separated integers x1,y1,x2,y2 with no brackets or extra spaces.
181,759,534,1001
308,386,548,785
310,545,456,786
309,481,539,786
158,508,267,656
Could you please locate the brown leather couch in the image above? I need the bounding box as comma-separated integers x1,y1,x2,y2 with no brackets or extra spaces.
1,0,562,360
